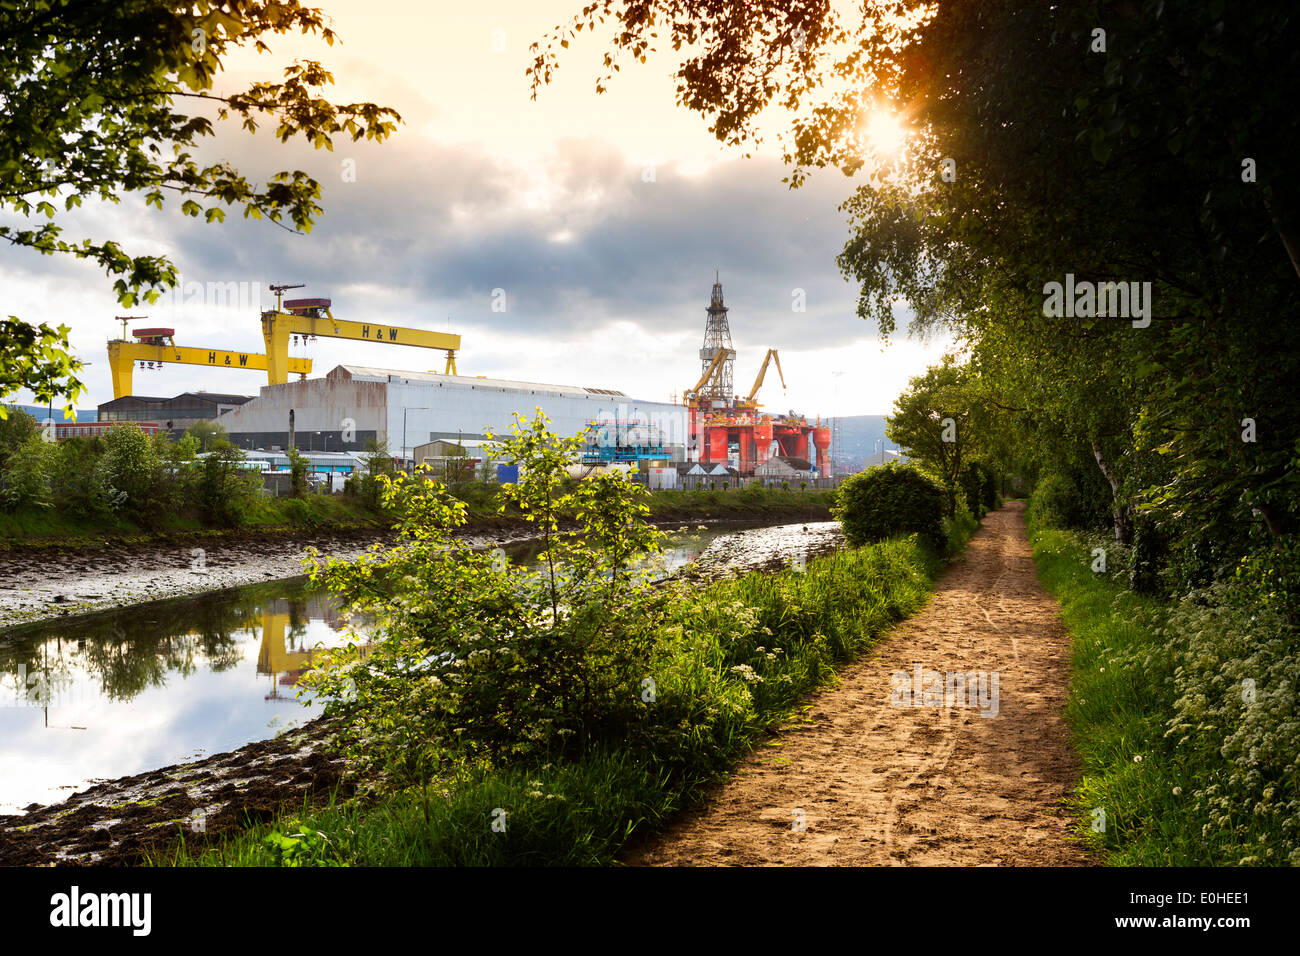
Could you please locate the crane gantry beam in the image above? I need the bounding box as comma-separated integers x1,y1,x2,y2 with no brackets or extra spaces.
106,336,312,399
260,295,461,385
105,289,463,399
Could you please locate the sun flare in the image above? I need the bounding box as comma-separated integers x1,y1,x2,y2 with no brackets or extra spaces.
862,110,908,160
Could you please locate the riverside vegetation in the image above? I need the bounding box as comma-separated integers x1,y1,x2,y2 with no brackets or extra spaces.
156,412,978,866
0,410,834,547
1029,494,1300,867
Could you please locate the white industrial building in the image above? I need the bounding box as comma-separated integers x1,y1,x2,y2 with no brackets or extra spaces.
217,364,689,463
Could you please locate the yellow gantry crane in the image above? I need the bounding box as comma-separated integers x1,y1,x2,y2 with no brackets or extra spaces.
105,286,463,398
106,319,313,399
736,348,785,411
261,284,461,384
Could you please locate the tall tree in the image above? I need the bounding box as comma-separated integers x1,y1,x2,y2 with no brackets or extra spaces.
1,0,401,414
542,1,1300,579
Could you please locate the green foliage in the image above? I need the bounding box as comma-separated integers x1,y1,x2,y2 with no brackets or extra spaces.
195,446,257,526
301,411,672,793
1164,586,1300,865
1234,534,1300,623
0,318,83,420
958,459,996,518
1,435,56,509
1027,471,1111,534
284,412,976,867
167,432,200,464
49,436,107,519
355,438,396,507
832,461,947,551
886,356,979,498
286,447,310,498
0,408,40,460
1033,524,1300,866
97,424,164,521
942,496,980,560
545,0,1300,597
185,420,229,453
1,2,402,410
164,530,962,868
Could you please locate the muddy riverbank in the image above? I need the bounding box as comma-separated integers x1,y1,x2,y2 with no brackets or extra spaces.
0,718,348,866
0,518,844,865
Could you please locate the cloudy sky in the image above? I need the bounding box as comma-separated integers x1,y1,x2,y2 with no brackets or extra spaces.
3,1,953,417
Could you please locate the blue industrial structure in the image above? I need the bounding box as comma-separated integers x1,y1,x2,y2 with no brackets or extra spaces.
580,419,669,464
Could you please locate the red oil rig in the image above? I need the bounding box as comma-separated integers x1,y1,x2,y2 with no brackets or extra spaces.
683,277,830,475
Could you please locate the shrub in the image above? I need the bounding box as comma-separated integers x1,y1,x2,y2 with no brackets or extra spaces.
1028,465,1111,533
195,446,259,526
958,460,994,518
943,496,981,558
301,412,671,791
50,437,106,518
0,410,40,466
282,497,320,529
1028,470,1111,532
286,447,310,498
1234,533,1300,623
0,435,55,509
97,424,164,522
1163,583,1300,865
832,461,947,551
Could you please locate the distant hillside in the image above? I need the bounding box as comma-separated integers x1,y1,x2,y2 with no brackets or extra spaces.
830,414,904,468
4,404,98,423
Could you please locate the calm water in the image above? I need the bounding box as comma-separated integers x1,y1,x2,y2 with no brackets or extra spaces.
0,528,726,812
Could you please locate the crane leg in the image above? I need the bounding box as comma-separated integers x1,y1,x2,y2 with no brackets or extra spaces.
107,341,133,398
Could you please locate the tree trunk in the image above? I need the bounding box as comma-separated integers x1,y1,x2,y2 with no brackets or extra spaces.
1091,442,1133,545
1257,502,1291,538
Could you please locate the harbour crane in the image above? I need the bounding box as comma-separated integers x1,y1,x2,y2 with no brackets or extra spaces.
682,347,735,408
106,322,313,399
736,348,785,411
260,285,461,385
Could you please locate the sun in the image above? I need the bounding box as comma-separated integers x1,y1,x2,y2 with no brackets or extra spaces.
862,109,908,160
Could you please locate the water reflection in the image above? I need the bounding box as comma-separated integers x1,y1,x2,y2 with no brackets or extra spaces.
0,580,366,813
0,524,724,812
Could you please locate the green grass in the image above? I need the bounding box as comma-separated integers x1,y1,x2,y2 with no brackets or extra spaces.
1030,523,1181,863
154,515,979,867
446,482,837,523
1029,519,1299,866
1,485,833,549
0,494,384,548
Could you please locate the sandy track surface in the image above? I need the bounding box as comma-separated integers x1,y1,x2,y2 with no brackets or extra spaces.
625,502,1091,866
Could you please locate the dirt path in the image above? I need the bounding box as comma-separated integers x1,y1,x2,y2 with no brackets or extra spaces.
625,501,1091,866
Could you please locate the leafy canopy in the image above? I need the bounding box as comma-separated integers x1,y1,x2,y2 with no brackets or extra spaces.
0,0,401,412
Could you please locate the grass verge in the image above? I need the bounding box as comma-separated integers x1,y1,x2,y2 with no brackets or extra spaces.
1031,520,1299,865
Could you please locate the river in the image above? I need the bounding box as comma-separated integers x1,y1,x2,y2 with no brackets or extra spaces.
0,523,805,813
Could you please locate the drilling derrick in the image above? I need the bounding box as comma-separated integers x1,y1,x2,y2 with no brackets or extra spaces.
698,275,735,407
681,276,831,478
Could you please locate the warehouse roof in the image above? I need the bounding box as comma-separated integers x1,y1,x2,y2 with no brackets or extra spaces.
333,365,629,399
